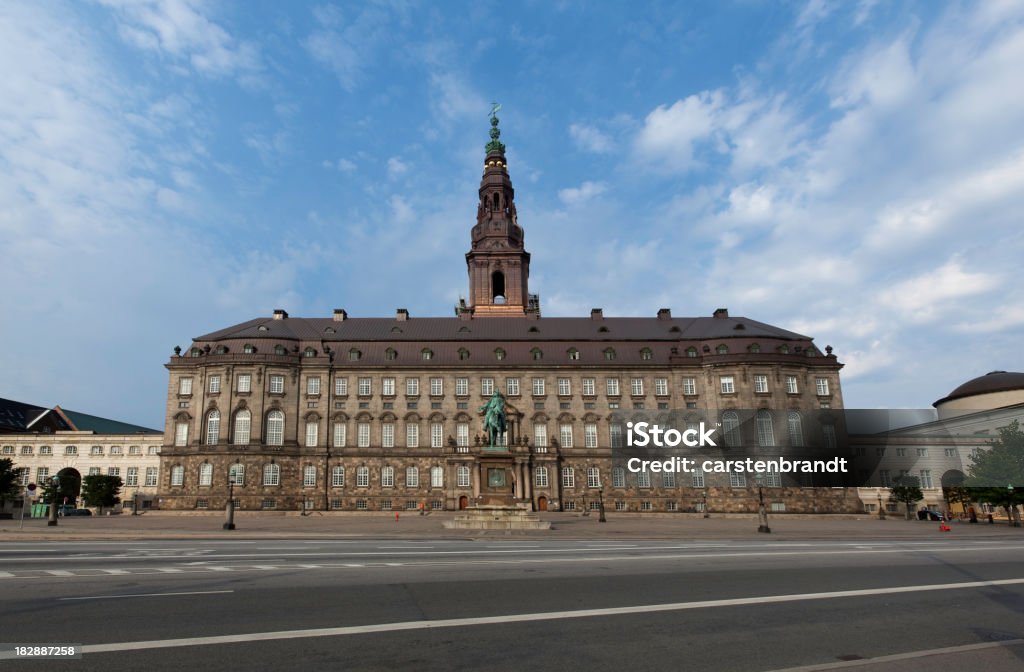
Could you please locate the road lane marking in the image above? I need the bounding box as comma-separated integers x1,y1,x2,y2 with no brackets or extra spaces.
58,590,235,601
100,569,130,575
764,639,1024,671
27,577,1022,657
45,570,74,576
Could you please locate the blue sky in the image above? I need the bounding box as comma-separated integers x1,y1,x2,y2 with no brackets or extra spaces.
1,0,1023,430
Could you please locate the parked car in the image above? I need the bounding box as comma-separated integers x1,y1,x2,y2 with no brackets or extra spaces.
62,508,93,516
921,510,945,521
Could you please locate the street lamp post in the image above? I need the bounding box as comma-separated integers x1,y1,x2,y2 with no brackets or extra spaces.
877,492,886,520
223,474,236,531
755,473,770,534
702,491,709,519
598,488,606,523
1009,484,1020,528
47,475,59,527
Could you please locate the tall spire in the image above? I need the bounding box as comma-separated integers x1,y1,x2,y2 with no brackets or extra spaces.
463,106,539,317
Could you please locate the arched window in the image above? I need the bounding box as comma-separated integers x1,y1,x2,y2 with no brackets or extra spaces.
530,348,543,361
381,466,394,488
305,420,318,447
787,411,804,447
406,466,419,487
170,465,184,486
421,348,433,361
304,347,316,357
491,270,506,302
567,348,580,360
534,466,549,487
215,345,228,355
205,410,220,445
303,465,316,487
778,344,790,354
494,348,506,361
716,344,729,355
640,348,653,360
190,348,202,357
603,348,616,361
686,347,698,358
229,463,245,486
266,410,284,446
756,410,775,447
243,344,255,354
174,420,189,447
430,466,443,487
458,348,470,361
199,462,213,486
749,343,761,353
274,345,286,355
356,465,369,487
722,411,741,447
332,466,345,487
233,409,251,445
263,463,280,486
384,348,397,361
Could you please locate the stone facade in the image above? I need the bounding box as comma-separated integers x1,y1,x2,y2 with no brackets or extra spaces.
157,116,856,514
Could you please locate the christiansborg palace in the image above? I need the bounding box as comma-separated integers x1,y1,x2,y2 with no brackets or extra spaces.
156,114,855,515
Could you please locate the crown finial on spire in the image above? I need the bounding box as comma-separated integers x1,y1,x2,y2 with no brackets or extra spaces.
486,101,505,154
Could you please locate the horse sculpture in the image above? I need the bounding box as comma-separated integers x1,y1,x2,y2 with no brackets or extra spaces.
479,390,507,448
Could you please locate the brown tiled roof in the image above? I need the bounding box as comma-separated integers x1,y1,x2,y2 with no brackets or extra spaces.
195,315,810,343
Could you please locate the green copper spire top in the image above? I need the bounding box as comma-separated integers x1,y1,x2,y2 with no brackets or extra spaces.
486,102,505,154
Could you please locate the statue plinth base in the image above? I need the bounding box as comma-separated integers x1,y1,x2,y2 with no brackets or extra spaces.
443,505,551,530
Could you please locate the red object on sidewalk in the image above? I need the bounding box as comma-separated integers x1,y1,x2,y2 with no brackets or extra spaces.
939,522,951,532
395,512,400,522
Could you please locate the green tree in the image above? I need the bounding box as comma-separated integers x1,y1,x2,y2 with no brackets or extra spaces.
81,474,122,513
966,420,1024,526
890,475,924,520
40,470,80,506
0,458,20,508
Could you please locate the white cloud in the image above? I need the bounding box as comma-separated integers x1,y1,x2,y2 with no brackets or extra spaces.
634,91,723,171
387,157,409,178
569,123,613,153
877,261,1001,323
558,181,607,205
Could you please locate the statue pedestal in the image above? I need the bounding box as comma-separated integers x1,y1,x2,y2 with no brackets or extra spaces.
443,505,551,530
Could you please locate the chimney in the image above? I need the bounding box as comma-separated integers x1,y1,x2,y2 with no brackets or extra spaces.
713,308,729,319
272,309,288,320
396,308,409,321
590,308,603,320
657,308,671,320
332,309,347,322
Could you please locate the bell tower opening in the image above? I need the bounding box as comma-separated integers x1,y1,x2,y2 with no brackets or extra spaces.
492,271,506,304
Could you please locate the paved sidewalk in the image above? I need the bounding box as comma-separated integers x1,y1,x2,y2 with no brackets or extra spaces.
3,512,1022,541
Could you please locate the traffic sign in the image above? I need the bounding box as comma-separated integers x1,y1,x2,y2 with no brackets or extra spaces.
27,482,37,492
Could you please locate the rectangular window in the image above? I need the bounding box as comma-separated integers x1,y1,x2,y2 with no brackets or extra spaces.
630,378,644,396
457,467,471,488
431,466,444,488
381,468,394,488
587,467,600,488
431,423,444,448
430,377,443,396
37,467,50,482
448,377,466,397
208,375,221,394
691,468,705,488
582,378,596,396
562,467,575,488
532,378,545,396
816,378,830,396
606,378,620,396
662,471,676,488
729,472,747,488
506,378,520,396
457,423,469,448
560,424,573,448
335,377,348,395
637,470,651,488
534,424,547,448
406,378,419,396
333,423,346,447
305,422,318,448
557,378,571,396
110,445,122,455
145,467,158,487
480,378,494,396
879,469,892,487
357,467,369,487
610,424,623,448
920,470,933,488
584,423,598,448
90,445,103,455
129,445,141,455
916,447,928,457
269,375,284,394
170,466,183,486
358,377,372,396
535,467,548,488
306,377,321,396
766,471,781,487
406,467,419,488
823,424,837,451
303,465,316,487
754,375,769,393
357,422,370,448
612,467,625,488
174,422,188,447
682,377,697,395
84,466,97,476
382,377,396,396
720,376,735,394
126,467,139,486
108,467,121,477
406,423,419,448
179,377,193,395
382,423,394,448
655,378,668,396
786,376,799,394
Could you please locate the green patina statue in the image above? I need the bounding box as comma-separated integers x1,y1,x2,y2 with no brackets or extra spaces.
479,390,507,448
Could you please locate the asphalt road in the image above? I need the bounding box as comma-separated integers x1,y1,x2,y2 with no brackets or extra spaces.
1,537,1023,671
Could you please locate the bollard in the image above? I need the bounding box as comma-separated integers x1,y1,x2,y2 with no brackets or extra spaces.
395,511,400,522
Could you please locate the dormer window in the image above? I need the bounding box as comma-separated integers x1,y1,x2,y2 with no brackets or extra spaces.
749,343,761,353
215,345,228,355
384,348,397,361
567,348,580,361
349,349,361,361
243,344,255,354
495,348,506,361
530,348,543,361
274,345,287,355
686,347,698,358
458,348,470,361
603,348,616,361
640,348,653,361
304,348,316,357
716,344,729,355
421,349,434,361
